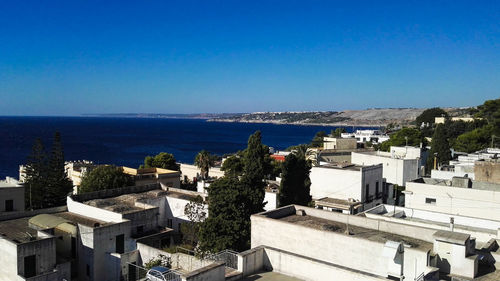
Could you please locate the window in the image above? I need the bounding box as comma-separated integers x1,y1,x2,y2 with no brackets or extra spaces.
71,237,77,259
5,200,13,212
24,255,36,278
425,198,437,205
375,182,380,199
115,234,124,254
136,226,144,234
167,219,173,228
365,184,370,202
86,264,90,277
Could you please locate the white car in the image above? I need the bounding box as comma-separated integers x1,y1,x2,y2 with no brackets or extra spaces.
145,266,180,281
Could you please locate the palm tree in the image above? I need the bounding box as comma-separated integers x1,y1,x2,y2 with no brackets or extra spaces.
194,150,215,180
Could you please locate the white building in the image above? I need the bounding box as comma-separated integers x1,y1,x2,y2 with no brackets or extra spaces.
405,177,500,221
351,146,425,186
0,216,71,281
341,129,390,144
243,204,500,280
0,177,24,213
179,163,224,183
310,163,388,213
363,204,500,244
322,137,357,150
430,148,500,180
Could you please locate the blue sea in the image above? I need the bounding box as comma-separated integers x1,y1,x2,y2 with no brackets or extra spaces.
0,117,367,179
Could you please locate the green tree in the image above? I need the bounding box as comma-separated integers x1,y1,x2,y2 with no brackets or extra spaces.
221,155,244,177
278,154,312,207
25,138,48,209
379,128,425,151
429,124,452,167
453,125,493,153
79,165,134,193
144,254,171,269
241,131,267,214
194,150,216,179
141,152,180,171
331,127,346,137
46,132,73,207
197,131,270,254
310,131,327,147
181,195,207,247
198,176,250,254
416,107,448,126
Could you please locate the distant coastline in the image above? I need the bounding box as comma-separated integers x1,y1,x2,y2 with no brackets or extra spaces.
84,107,469,127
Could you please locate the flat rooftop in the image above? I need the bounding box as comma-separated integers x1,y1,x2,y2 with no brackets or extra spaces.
240,271,303,281
316,163,364,171
314,197,362,210
0,217,40,244
278,214,431,250
55,212,110,228
412,177,500,191
84,189,166,213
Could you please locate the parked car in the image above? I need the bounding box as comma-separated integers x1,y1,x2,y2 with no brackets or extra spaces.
145,266,180,281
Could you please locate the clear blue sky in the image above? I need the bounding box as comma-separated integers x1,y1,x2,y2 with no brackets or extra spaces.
0,1,498,115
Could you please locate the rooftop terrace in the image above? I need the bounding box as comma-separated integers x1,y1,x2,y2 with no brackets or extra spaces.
278,214,431,250
0,217,40,244
84,189,166,213
55,212,109,228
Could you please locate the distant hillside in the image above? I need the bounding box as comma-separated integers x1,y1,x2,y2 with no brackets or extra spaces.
86,107,471,127
207,107,470,127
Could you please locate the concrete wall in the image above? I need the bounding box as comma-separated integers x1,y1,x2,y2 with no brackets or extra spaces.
179,164,224,181
310,164,383,208
181,262,225,281
475,161,500,184
122,207,159,236
352,152,420,186
78,220,132,281
251,212,420,279
0,239,20,281
323,138,357,150
165,196,191,231
405,181,500,221
17,238,57,279
310,166,362,200
263,246,388,281
264,191,277,211
0,187,25,213
0,206,67,222
431,169,475,180
67,196,123,223
364,205,500,243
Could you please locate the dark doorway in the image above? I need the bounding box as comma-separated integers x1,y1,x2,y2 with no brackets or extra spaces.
24,255,36,278
116,234,124,254
5,200,13,212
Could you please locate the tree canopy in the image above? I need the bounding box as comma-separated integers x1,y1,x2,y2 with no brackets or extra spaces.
278,153,311,207
194,150,217,180
25,132,73,209
198,176,251,253
379,127,425,151
141,152,180,171
331,127,346,137
220,155,244,177
197,131,269,254
310,131,328,147
415,107,448,126
79,165,134,193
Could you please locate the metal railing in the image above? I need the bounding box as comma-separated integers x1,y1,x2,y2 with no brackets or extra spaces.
126,263,182,281
206,249,239,270
414,272,424,281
